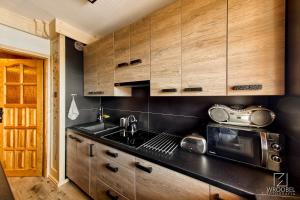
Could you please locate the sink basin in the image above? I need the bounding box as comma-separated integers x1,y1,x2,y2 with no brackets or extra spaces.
77,122,119,135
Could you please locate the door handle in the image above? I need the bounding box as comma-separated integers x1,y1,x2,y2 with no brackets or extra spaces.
232,84,262,91
0,108,3,123
161,88,177,93
89,144,95,157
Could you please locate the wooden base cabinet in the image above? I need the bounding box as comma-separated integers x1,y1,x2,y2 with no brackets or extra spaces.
210,186,246,200
135,158,209,200
66,130,94,195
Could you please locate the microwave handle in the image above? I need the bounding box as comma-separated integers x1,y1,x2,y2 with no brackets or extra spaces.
260,132,268,167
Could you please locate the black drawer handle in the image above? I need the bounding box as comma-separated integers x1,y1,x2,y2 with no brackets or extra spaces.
88,91,94,94
106,163,118,173
68,135,82,143
130,59,142,65
94,91,104,95
116,62,129,68
232,84,262,91
183,87,203,92
212,194,224,200
106,190,119,200
135,162,152,173
106,150,118,158
89,144,95,157
161,88,177,93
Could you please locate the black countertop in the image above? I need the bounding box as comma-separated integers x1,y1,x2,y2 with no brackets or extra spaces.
68,125,299,199
0,163,14,200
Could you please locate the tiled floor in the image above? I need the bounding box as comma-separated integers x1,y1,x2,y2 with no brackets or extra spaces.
8,177,90,200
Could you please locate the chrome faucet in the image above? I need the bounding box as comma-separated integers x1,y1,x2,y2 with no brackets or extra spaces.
97,107,104,123
126,115,137,135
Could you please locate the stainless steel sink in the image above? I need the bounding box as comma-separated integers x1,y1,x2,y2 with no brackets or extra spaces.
77,122,119,135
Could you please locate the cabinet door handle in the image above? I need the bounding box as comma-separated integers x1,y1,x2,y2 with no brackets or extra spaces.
232,84,262,91
130,59,142,65
116,62,129,68
95,91,104,95
135,162,152,173
106,190,119,200
212,194,224,200
88,91,95,94
106,150,118,158
161,88,177,93
105,163,118,173
183,87,203,92
68,135,82,143
0,108,3,123
89,144,95,157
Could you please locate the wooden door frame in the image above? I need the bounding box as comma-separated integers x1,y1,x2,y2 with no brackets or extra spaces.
0,46,50,178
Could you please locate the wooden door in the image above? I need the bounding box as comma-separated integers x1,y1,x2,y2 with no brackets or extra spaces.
135,158,209,200
0,59,43,176
150,0,182,96
228,0,285,95
181,0,227,96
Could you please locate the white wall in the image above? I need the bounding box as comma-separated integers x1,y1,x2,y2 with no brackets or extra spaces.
0,24,50,56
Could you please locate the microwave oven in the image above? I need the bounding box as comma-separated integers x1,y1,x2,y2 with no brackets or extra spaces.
207,123,284,172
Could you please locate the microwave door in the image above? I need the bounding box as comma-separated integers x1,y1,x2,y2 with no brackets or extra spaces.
208,127,262,166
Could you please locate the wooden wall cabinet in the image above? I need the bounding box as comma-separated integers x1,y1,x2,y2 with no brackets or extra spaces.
227,0,285,96
114,18,150,83
83,42,99,96
181,0,227,96
150,0,182,96
66,130,94,195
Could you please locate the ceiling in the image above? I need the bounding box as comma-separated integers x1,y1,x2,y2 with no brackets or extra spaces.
0,0,175,37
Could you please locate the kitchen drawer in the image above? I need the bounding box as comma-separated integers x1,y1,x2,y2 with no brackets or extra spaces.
98,143,135,168
210,186,246,200
95,178,129,200
97,157,135,200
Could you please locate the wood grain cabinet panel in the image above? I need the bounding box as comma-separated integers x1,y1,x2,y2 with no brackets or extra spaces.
66,131,94,195
228,0,285,95
181,0,227,96
115,18,151,83
150,0,182,96
83,42,99,96
95,178,129,200
97,33,115,96
135,158,209,200
210,186,246,200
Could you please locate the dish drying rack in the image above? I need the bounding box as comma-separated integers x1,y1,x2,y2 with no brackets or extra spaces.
139,133,181,155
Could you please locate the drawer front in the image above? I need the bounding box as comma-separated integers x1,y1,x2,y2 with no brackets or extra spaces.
95,178,129,200
98,143,135,168
97,157,135,200
210,186,246,200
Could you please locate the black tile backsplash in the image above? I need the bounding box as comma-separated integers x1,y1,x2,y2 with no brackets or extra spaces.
65,37,100,127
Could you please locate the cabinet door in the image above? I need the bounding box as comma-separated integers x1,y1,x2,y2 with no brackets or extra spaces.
228,0,285,95
210,186,246,200
98,34,115,96
150,0,182,96
182,0,227,96
135,158,209,200
75,135,92,195
66,131,77,182
84,42,99,96
114,26,130,83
